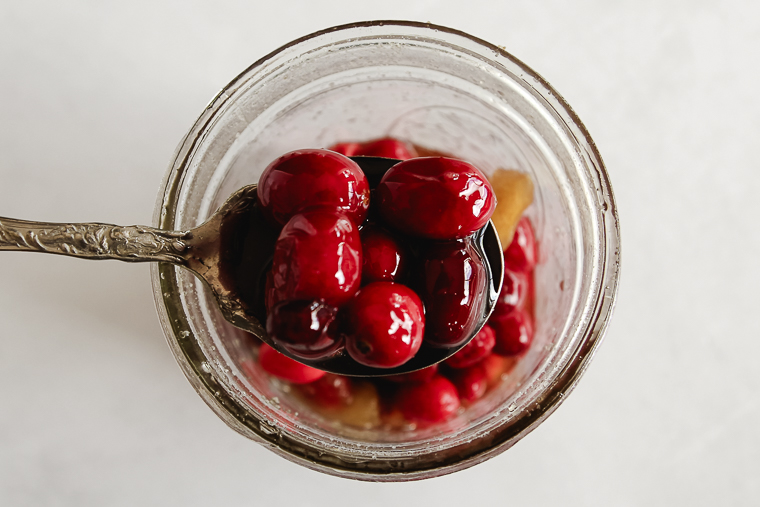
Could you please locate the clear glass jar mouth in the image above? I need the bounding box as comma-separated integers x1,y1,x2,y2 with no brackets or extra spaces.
151,20,620,481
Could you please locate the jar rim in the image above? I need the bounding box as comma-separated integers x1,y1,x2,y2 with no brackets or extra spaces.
151,20,620,481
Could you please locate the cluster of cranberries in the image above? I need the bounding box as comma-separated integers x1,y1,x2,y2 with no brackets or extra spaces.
488,216,537,355
257,138,496,370
252,137,538,426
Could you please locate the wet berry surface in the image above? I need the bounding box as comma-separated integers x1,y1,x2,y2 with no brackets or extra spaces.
360,225,408,284
397,375,461,423
418,241,487,347
270,209,362,308
503,216,537,272
258,343,326,384
344,282,426,369
490,309,534,357
266,300,342,359
257,149,370,226
496,269,529,314
376,157,496,240
445,324,496,369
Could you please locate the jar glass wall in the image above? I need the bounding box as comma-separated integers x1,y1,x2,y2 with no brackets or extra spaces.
152,21,620,481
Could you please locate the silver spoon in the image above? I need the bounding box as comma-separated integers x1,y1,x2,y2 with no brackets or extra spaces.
0,157,503,376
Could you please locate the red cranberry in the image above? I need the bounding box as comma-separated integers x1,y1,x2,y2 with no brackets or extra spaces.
355,138,416,160
376,157,496,240
447,363,488,402
384,364,439,383
490,308,533,356
258,343,325,384
344,282,425,368
360,225,408,284
418,241,487,347
257,149,370,226
266,300,343,359
495,269,529,313
270,210,362,307
445,324,495,369
297,373,353,407
328,142,361,157
503,217,537,272
328,138,416,160
397,375,460,423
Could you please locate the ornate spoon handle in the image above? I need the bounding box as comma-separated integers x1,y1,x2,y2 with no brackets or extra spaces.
0,217,190,264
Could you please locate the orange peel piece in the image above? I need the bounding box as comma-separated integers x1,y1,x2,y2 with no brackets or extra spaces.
489,169,534,246
482,354,518,388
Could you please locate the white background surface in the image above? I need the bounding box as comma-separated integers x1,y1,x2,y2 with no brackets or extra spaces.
1,1,759,505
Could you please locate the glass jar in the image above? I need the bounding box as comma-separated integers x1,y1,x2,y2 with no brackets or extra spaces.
152,20,620,481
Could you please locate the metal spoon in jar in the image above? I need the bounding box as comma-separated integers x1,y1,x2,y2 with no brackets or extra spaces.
0,157,503,376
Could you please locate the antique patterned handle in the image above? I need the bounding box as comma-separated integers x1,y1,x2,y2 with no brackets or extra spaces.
0,216,190,264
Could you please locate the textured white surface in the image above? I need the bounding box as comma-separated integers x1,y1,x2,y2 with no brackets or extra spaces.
1,1,759,505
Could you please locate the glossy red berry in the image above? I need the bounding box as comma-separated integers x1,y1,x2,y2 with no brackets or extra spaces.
360,225,408,284
419,241,487,347
376,157,496,240
257,149,370,226
445,324,496,369
355,138,416,160
397,375,460,423
503,217,537,272
297,373,353,407
447,363,488,402
490,308,534,356
495,269,529,314
384,364,439,383
328,137,416,160
270,209,362,308
266,300,343,359
344,282,425,369
257,343,325,384
328,142,361,157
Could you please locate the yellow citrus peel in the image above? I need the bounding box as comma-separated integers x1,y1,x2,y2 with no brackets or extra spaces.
488,169,534,246
307,381,381,429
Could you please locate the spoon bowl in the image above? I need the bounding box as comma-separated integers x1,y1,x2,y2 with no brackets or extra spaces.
224,156,504,375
